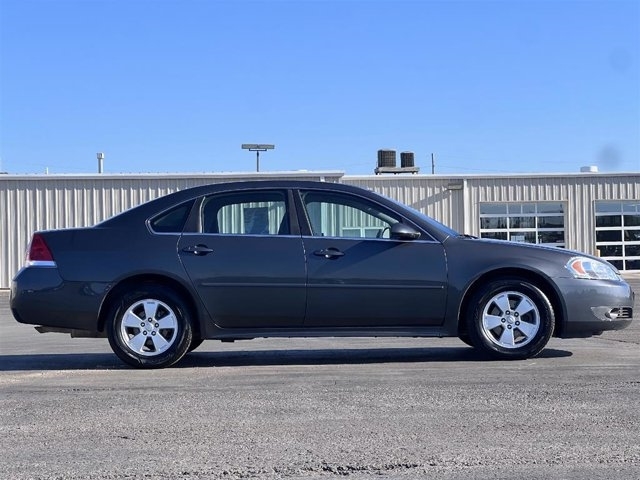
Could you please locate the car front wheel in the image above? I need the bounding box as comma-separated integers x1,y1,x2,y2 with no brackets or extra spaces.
466,278,555,360
107,285,193,368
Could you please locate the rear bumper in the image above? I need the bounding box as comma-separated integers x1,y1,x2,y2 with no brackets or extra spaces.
556,277,635,337
11,265,108,333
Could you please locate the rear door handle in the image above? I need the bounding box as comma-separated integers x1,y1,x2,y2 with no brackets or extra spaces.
314,248,345,259
182,244,214,256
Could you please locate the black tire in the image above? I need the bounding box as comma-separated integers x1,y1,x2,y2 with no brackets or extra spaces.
107,285,193,368
466,278,554,360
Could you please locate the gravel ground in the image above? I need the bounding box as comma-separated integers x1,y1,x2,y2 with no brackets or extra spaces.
1,276,639,480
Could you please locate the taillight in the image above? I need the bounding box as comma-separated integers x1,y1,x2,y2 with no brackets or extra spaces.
27,233,55,263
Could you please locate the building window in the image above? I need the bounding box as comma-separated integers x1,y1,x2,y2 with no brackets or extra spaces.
595,201,640,271
479,202,565,248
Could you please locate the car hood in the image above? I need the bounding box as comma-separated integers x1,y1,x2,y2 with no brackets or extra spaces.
453,235,619,269
467,237,596,259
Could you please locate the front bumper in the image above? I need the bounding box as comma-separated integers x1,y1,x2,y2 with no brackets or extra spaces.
556,277,635,337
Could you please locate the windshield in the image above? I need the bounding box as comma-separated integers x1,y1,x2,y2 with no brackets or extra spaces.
380,193,460,237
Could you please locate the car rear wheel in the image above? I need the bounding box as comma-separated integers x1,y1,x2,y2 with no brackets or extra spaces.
466,278,554,360
107,285,193,368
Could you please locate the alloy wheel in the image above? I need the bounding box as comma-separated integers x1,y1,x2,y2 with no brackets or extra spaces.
480,290,541,349
119,299,178,357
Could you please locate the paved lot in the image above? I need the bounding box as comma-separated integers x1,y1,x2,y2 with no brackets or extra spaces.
1,277,639,480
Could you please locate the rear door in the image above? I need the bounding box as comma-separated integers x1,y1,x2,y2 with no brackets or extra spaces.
178,189,306,328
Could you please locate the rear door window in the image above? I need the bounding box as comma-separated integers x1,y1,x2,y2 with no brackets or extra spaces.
201,191,289,235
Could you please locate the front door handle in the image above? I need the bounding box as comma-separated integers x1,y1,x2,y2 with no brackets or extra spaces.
182,244,214,256
314,248,345,259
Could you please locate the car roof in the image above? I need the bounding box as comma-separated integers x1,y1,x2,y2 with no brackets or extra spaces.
98,180,456,242
100,180,375,225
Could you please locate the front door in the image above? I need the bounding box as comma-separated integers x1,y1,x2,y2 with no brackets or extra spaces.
298,190,448,327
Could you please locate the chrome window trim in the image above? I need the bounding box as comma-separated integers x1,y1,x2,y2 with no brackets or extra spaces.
179,232,301,239
299,234,440,244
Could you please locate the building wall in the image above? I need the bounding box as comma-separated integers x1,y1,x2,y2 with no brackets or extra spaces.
463,174,640,255
0,171,342,289
1,171,639,288
344,172,640,257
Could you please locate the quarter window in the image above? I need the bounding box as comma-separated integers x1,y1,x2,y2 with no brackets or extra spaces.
479,202,566,248
595,201,640,271
149,201,193,233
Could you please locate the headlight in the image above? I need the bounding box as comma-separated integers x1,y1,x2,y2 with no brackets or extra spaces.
565,256,620,280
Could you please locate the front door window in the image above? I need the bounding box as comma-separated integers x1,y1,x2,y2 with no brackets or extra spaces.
300,190,400,240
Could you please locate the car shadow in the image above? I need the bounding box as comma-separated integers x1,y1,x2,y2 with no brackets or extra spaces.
0,346,572,371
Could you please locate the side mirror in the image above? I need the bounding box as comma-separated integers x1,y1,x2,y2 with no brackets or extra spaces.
390,223,421,241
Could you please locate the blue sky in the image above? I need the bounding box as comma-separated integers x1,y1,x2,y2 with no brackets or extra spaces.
1,0,638,175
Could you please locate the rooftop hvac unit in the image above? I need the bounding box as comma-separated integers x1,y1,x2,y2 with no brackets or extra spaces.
400,151,415,168
377,149,397,168
375,149,420,175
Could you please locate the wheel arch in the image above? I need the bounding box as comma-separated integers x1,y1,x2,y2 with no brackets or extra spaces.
457,268,567,338
97,274,202,338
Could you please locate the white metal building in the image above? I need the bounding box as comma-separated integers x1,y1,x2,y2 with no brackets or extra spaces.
1,170,639,289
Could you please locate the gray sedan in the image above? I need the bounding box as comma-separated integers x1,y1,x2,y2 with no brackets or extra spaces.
10,181,634,368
